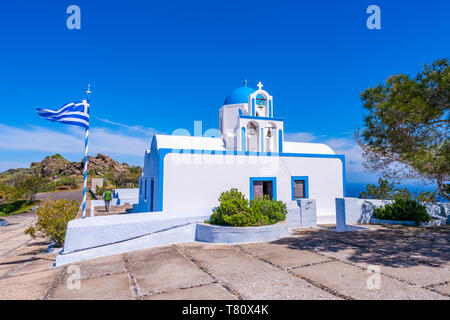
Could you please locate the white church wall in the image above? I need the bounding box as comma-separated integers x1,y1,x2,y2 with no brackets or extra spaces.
220,104,244,150
136,145,160,213
161,152,344,223
220,104,246,134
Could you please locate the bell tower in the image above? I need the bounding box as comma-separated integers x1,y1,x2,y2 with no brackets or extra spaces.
220,81,284,153
239,81,284,153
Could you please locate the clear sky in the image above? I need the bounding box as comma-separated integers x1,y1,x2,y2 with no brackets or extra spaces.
0,0,448,184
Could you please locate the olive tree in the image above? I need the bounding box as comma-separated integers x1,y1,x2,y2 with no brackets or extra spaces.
355,58,449,200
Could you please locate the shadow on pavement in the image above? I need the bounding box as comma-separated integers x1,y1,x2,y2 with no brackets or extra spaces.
272,224,450,268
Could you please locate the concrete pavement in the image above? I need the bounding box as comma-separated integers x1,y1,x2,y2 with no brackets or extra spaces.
0,213,449,300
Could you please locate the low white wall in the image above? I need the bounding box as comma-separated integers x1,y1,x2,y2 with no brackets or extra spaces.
286,199,318,228
336,197,450,230
113,188,139,205
56,223,196,266
195,222,289,243
63,211,209,254
113,188,139,199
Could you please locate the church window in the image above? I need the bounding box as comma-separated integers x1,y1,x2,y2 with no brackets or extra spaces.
250,177,276,200
291,176,309,200
294,180,305,198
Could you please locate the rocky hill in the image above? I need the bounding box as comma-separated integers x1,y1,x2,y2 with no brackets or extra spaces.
0,154,142,188
30,153,132,178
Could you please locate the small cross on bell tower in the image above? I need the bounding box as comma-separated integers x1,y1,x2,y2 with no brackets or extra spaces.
257,81,263,90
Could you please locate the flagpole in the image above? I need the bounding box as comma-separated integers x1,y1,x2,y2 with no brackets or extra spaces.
82,84,91,219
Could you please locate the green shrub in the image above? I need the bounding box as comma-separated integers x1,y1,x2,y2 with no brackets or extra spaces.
96,185,107,196
0,200,37,216
373,198,431,225
0,183,21,204
250,195,287,225
54,176,79,189
209,189,287,227
210,189,251,226
25,199,78,247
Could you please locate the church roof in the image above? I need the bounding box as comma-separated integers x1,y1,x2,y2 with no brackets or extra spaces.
282,141,335,155
153,134,226,151
224,86,255,105
152,135,335,155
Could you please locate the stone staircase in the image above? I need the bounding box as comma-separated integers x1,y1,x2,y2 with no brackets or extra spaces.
93,203,133,217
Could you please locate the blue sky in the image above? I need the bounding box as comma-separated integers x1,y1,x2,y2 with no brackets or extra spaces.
0,0,448,184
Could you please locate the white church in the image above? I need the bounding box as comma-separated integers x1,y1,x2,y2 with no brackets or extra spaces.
134,81,346,224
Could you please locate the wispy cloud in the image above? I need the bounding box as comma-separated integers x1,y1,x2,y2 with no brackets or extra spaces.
285,130,373,182
95,117,158,137
0,123,154,157
284,132,319,143
0,124,81,153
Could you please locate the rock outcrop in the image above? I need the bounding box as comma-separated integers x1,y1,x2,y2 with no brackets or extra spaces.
1,154,140,185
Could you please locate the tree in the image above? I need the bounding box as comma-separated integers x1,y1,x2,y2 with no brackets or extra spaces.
359,178,438,202
355,58,450,200
359,178,396,200
0,183,21,204
14,175,50,201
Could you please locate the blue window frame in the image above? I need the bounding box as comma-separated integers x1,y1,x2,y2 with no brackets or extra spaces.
291,176,309,200
250,177,277,200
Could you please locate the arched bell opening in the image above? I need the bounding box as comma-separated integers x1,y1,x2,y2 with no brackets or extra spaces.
247,121,259,152
264,123,277,152
255,94,267,117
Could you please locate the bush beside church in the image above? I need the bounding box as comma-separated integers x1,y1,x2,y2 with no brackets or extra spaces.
209,188,287,227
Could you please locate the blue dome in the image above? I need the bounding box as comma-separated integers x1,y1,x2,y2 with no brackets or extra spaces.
224,86,255,105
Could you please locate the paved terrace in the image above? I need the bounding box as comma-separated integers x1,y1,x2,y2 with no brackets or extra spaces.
0,213,449,300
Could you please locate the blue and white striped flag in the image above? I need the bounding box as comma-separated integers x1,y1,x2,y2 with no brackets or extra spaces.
36,100,90,129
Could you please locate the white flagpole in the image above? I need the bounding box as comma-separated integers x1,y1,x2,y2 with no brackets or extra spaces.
82,84,91,219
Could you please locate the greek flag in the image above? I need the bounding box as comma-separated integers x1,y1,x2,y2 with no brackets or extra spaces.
36,100,90,129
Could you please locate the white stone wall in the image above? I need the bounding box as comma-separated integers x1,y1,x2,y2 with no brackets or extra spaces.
220,104,245,135
336,197,450,229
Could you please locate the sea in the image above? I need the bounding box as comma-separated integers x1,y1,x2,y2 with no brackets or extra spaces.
346,182,448,202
